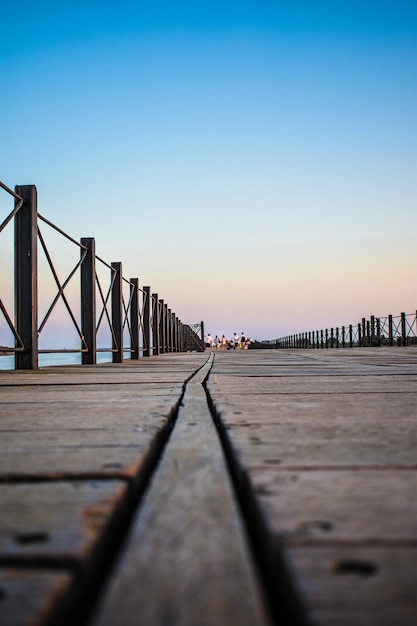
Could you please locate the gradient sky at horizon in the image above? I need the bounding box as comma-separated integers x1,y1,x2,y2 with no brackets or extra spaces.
1,0,416,341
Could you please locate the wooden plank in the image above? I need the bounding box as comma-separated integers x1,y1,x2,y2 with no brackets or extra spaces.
207,375,416,393
92,358,273,626
0,481,129,562
205,349,417,625
0,569,73,626
285,546,417,626
215,418,417,468
248,469,417,542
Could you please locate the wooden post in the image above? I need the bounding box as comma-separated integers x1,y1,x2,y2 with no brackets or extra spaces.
130,278,139,360
15,185,38,370
111,262,123,363
80,237,96,364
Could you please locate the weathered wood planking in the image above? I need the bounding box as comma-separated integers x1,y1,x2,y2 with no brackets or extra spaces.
92,355,274,626
206,348,417,625
0,353,209,626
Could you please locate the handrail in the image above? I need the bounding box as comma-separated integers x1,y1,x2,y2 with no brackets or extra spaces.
271,311,417,349
0,181,24,232
0,181,204,369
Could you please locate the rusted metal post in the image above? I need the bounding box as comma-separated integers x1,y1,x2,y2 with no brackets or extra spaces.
358,323,362,347
172,313,177,352
401,312,407,347
362,318,366,346
341,326,345,348
164,303,169,352
167,308,172,352
388,314,393,346
80,237,96,364
178,318,182,351
111,262,123,363
349,325,353,347
130,278,139,360
376,318,381,346
159,300,165,353
15,185,38,370
143,286,151,356
152,293,159,355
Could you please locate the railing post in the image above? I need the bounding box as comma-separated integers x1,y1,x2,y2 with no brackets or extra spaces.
130,278,139,360
179,320,183,351
358,322,362,347
388,314,393,346
349,324,353,347
80,237,96,364
362,318,367,346
143,286,151,356
401,312,407,347
111,262,123,363
159,299,165,353
164,303,169,352
152,293,159,355
168,308,172,352
172,313,177,352
200,321,205,350
15,185,38,370
376,318,381,346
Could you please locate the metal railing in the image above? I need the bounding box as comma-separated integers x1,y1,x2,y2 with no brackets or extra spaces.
270,312,417,349
0,182,204,369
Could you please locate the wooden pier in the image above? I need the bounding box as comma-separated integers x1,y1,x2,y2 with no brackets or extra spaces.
0,347,416,625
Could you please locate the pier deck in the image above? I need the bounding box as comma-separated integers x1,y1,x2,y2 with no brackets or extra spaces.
0,348,416,625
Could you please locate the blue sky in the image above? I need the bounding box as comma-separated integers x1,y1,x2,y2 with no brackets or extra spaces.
1,1,416,341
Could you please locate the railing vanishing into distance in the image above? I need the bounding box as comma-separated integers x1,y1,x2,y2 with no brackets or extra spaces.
264,312,417,349
0,182,204,369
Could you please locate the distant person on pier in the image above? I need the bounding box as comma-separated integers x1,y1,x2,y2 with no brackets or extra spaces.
204,334,213,350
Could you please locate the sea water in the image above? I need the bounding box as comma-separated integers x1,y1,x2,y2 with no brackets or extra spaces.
0,352,115,370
